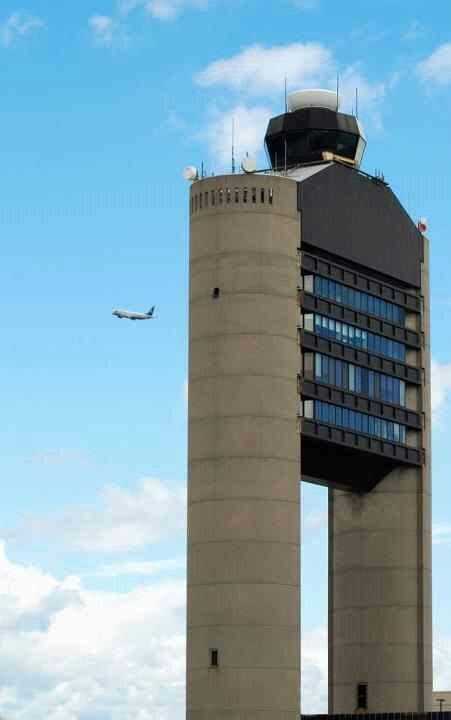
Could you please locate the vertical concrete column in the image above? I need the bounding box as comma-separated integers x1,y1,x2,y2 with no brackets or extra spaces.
328,243,432,713
187,175,301,720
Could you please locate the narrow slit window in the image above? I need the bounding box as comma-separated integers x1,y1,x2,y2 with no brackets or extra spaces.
226,188,231,204
260,188,265,203
205,192,208,208
199,193,203,209
234,187,240,203
243,187,248,203
252,187,257,203
212,287,220,299
219,189,223,205
211,190,215,206
269,188,273,204
210,649,219,667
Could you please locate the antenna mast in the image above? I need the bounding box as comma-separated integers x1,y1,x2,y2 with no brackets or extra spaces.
232,117,236,174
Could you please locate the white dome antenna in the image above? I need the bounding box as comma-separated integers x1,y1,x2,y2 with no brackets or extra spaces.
241,156,257,174
287,89,340,113
183,166,198,181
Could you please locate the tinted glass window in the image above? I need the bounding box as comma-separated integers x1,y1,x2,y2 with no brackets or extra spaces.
310,275,405,326
313,353,406,406
313,400,406,443
311,314,406,361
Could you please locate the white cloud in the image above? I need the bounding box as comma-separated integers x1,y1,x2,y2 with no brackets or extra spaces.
196,43,388,165
338,64,385,129
431,359,451,424
94,558,185,578
303,510,327,533
0,538,328,718
200,104,272,169
1,540,451,717
0,541,185,719
7,478,186,553
146,0,207,20
301,627,328,713
417,44,451,86
117,0,208,21
433,523,451,546
196,42,334,95
435,633,451,692
0,11,44,48
89,15,120,46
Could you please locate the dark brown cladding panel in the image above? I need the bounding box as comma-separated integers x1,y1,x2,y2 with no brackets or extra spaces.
301,330,421,384
300,291,420,348
298,164,424,288
301,379,422,429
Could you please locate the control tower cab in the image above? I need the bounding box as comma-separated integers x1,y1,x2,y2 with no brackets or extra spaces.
265,88,367,169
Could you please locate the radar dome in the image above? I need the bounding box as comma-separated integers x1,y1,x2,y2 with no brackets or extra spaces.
287,89,340,112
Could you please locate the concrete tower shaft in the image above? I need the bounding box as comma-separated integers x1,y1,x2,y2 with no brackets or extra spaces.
187,175,301,720
328,240,432,713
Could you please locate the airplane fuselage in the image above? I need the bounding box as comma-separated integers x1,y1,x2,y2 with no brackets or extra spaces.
112,310,154,320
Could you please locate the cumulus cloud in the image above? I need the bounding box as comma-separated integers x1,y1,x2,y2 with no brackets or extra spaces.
433,523,451,546
0,11,44,47
200,104,272,169
0,541,185,719
196,42,333,95
303,510,327,533
94,558,185,578
431,358,451,424
196,43,388,165
435,632,451,691
117,0,208,21
417,44,451,86
7,478,186,553
301,627,328,713
146,0,208,20
89,14,121,46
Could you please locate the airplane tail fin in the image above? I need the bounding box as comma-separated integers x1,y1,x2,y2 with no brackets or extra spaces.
148,306,155,317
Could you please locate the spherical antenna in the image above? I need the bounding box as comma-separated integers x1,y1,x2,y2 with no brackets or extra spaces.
241,156,257,174
183,165,198,181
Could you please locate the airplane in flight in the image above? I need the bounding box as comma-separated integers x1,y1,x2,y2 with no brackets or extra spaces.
112,306,156,321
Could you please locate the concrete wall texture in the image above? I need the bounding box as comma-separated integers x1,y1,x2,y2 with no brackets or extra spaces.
328,239,432,714
187,175,301,720
187,170,432,717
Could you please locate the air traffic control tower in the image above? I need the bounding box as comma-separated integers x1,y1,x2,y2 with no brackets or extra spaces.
186,89,432,719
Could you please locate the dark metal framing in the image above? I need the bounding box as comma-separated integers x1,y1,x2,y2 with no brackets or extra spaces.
300,291,420,348
300,330,421,385
300,378,422,430
300,250,421,314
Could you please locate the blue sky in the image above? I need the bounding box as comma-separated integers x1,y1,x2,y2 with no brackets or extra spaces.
1,0,451,716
